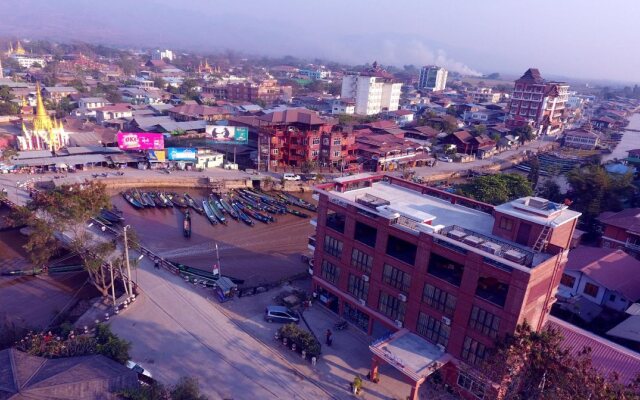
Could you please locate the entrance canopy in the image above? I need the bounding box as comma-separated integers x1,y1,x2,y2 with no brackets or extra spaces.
370,329,452,382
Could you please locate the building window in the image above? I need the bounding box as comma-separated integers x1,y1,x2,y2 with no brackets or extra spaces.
324,235,343,258
583,282,599,298
347,274,369,300
312,138,320,145
271,148,279,154
560,273,576,288
333,139,341,145
457,372,486,399
422,283,457,316
428,253,464,287
343,302,369,332
416,312,450,347
461,336,487,366
476,277,509,307
323,138,330,145
386,235,417,265
354,221,377,247
333,151,341,157
382,264,412,293
312,150,319,156
351,248,373,274
320,260,340,284
378,291,406,322
468,306,500,338
325,210,346,233
499,217,513,231
609,294,616,302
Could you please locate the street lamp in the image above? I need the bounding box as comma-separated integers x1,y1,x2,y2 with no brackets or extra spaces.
123,225,133,297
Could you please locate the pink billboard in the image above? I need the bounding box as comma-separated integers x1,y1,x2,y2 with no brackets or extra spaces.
117,132,164,150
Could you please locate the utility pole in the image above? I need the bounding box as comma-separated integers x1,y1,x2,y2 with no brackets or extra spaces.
123,225,133,297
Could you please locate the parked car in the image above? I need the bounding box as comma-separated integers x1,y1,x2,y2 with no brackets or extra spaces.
283,173,301,181
126,360,153,383
437,156,453,163
264,305,300,323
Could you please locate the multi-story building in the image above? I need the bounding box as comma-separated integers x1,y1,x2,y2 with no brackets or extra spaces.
341,62,402,115
236,108,340,170
506,68,569,135
299,68,331,80
597,208,640,257
310,174,580,399
222,79,292,104
466,87,501,104
151,49,174,61
12,54,47,69
418,66,448,92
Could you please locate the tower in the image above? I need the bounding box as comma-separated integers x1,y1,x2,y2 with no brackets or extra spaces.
0,58,3,79
17,82,68,151
14,41,26,56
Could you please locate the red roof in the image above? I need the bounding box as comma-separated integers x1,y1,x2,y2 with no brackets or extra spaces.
169,104,228,117
547,316,640,385
452,130,473,143
96,104,132,113
258,108,333,126
565,246,640,301
598,208,640,234
516,68,544,84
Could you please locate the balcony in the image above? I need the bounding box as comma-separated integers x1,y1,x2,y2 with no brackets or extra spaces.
626,238,640,252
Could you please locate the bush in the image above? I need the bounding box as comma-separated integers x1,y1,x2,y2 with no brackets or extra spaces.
278,323,321,358
95,324,131,364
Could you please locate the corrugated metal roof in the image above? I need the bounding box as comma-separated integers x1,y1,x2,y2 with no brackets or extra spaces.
547,316,640,384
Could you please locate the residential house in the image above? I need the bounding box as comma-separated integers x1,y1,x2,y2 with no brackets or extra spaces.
42,86,79,103
592,116,617,130
563,127,601,150
96,104,134,125
331,99,356,115
167,104,231,122
404,125,440,141
355,130,430,171
559,246,640,312
384,109,415,127
598,208,640,256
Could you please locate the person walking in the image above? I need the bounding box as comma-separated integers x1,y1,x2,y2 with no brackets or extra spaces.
325,329,333,346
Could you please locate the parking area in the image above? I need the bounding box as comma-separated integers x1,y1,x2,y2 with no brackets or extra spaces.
221,281,418,400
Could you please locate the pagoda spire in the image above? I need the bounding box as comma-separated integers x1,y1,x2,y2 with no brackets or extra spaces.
15,40,26,55
33,82,53,132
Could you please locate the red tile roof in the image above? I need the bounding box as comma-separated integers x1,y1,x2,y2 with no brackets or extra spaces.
258,108,333,125
517,68,544,84
565,246,640,301
546,316,640,384
598,208,640,233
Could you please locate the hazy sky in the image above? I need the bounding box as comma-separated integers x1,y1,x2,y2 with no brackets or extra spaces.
2,0,639,83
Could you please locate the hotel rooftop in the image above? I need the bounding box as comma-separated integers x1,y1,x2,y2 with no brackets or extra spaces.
317,173,581,272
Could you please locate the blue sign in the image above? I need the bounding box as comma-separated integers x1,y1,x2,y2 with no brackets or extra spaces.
167,147,197,161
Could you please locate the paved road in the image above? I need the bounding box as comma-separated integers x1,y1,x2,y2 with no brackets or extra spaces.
411,138,555,178
109,257,334,399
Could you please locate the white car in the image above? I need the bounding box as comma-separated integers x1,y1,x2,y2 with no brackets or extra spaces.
283,173,301,181
438,156,453,163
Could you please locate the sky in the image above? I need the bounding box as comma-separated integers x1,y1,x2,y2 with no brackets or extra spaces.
2,0,639,83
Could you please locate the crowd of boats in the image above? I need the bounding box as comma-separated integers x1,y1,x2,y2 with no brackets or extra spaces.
120,188,317,235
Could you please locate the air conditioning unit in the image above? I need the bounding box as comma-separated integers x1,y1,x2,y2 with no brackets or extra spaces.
437,344,446,352
358,298,366,306
398,294,407,302
395,320,403,328
362,274,369,282
441,316,451,326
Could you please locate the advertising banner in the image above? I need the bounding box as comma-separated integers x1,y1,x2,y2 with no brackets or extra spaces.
117,132,164,150
167,147,197,161
148,150,166,162
206,126,249,145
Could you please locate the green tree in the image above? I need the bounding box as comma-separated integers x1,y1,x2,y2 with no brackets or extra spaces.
481,322,640,400
170,377,208,400
457,174,533,205
95,324,131,364
537,180,564,203
153,77,166,89
514,125,535,143
472,124,487,137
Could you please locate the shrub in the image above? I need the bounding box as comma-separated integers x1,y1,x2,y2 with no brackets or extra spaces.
277,323,321,358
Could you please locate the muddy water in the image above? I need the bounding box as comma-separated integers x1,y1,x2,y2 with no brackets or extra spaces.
111,189,317,286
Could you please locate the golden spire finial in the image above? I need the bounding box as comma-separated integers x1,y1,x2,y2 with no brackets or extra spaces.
21,121,26,133
15,40,25,55
21,96,27,107
35,82,47,118
33,82,53,132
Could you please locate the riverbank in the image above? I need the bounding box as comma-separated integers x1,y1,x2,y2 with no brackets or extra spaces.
603,113,640,162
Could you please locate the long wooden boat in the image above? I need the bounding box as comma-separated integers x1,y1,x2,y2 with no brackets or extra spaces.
100,209,124,223
167,193,188,208
158,192,173,207
202,200,219,225
122,192,144,209
183,209,192,238
132,189,151,207
140,191,156,207
208,196,227,224
219,196,239,219
231,201,254,226
184,193,204,214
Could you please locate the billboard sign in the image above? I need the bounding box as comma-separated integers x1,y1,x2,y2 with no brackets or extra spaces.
117,132,164,150
167,147,197,161
206,126,249,145
148,150,166,162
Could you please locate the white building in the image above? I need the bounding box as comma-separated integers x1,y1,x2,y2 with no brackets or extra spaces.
418,66,447,92
152,49,174,61
331,99,355,115
299,68,331,80
340,62,402,115
12,54,46,69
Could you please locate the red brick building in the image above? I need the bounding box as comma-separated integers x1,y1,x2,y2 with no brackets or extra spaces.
237,108,354,170
310,174,581,399
167,104,231,122
203,79,292,104
598,208,640,257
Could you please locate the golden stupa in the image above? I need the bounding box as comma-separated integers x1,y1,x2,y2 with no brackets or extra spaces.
18,82,68,151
